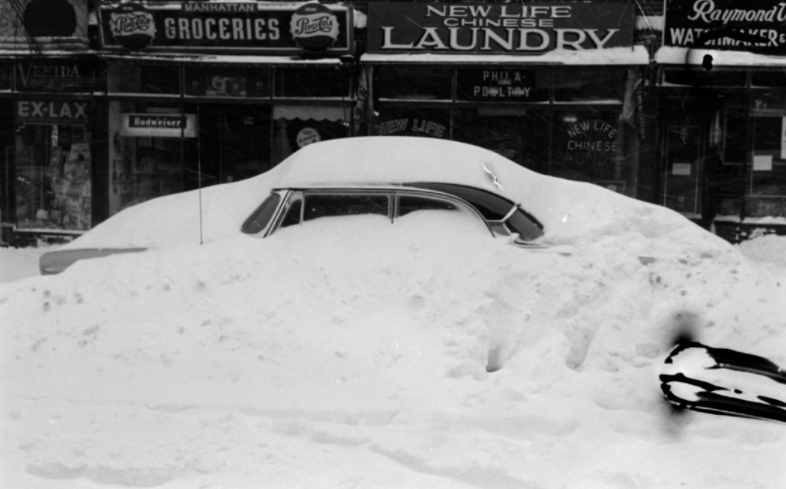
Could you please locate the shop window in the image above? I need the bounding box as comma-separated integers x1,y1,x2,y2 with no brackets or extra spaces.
750,117,786,198
550,108,634,193
371,107,450,139
662,124,701,217
108,102,274,217
546,67,625,103
0,63,11,91
752,71,786,88
274,67,349,98
375,65,453,100
108,64,180,95
452,108,550,174
185,67,271,98
13,124,92,231
663,69,747,88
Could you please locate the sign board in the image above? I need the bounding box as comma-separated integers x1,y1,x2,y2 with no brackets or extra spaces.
16,100,90,125
367,2,634,54
456,69,548,101
664,0,786,55
16,61,97,92
120,113,198,138
98,2,353,54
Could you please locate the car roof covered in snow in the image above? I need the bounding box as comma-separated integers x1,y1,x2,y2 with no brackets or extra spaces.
272,136,524,201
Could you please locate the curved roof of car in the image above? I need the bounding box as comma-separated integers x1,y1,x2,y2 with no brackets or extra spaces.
272,136,530,203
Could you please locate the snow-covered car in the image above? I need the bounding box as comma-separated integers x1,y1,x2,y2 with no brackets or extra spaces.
40,137,549,275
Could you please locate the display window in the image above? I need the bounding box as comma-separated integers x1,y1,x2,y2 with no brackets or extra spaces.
274,66,351,99
13,123,92,231
375,65,453,101
370,66,639,196
108,101,275,217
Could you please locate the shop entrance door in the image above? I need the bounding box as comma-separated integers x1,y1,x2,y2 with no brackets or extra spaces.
198,105,272,184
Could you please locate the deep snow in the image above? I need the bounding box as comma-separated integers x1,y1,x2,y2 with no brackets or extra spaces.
2,138,786,489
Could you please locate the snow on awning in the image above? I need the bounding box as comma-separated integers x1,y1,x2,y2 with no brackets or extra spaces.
361,46,649,66
273,105,347,122
656,47,786,67
99,53,345,66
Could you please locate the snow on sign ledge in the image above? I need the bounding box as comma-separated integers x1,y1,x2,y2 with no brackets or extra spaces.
656,46,786,67
359,46,650,65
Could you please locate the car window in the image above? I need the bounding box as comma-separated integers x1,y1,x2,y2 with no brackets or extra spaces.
506,210,544,241
397,195,457,217
241,192,282,235
280,198,302,228
408,182,544,240
396,194,490,234
303,194,390,222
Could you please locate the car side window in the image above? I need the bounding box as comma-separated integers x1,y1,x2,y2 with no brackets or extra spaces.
241,192,282,235
303,194,390,222
397,195,457,217
408,182,544,241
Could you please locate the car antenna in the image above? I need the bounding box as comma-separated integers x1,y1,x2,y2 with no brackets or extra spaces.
484,164,502,190
180,66,203,245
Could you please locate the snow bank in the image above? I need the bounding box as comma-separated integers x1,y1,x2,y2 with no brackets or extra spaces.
2,211,786,488
1,138,785,488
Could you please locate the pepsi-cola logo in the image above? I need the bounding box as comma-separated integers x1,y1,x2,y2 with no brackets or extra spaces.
290,2,339,51
109,3,156,50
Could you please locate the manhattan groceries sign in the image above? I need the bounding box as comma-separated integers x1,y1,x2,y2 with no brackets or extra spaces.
98,2,352,54
664,0,786,55
367,2,634,54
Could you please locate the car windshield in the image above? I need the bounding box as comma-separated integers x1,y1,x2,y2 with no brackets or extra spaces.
241,192,282,235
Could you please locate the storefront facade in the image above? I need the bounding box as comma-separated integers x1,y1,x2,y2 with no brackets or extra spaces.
0,0,96,245
657,0,786,241
98,1,356,224
1,0,356,244
361,2,649,198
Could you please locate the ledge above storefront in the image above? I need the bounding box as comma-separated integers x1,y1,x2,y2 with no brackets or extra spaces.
361,46,650,66
656,47,786,67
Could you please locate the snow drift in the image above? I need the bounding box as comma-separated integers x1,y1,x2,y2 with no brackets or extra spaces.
2,138,785,489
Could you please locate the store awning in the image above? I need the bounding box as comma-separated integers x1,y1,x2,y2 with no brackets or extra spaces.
656,47,786,67
99,53,347,67
360,46,650,66
273,105,348,122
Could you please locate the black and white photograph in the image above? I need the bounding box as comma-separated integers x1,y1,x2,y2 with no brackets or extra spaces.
1,0,785,487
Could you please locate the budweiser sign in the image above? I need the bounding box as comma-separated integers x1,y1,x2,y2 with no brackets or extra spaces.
109,3,156,50
290,2,340,51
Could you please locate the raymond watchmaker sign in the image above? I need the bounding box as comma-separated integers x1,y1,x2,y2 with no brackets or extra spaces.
99,1,352,54
367,2,634,54
664,0,786,54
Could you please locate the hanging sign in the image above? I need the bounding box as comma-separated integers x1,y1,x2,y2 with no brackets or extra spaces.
16,100,90,125
290,2,340,51
98,2,352,54
456,69,548,101
664,0,786,55
120,113,198,138
367,2,634,54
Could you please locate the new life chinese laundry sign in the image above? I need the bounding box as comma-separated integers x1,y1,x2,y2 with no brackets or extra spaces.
98,1,352,54
367,2,634,54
